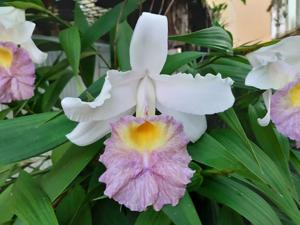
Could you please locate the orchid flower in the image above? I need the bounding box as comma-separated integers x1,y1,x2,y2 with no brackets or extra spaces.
0,42,35,103
0,6,47,64
245,36,300,126
62,12,234,211
62,12,235,146
0,6,47,103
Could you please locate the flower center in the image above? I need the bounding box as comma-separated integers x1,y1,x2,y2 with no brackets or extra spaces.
289,82,300,107
123,121,167,152
0,46,13,69
136,76,156,117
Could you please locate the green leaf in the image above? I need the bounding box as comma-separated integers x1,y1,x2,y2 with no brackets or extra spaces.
116,21,133,71
5,1,44,10
169,26,233,53
0,164,18,187
11,172,59,225
5,0,45,9
212,130,300,224
56,185,92,225
291,150,300,174
188,133,246,175
59,26,81,76
0,107,12,120
74,3,89,33
219,108,261,167
80,55,96,87
82,0,145,48
134,209,171,225
15,0,44,6
0,75,105,165
0,113,74,164
0,187,14,224
199,56,251,88
92,199,137,225
163,192,202,225
161,52,202,74
217,207,245,225
41,141,101,201
198,176,282,225
248,105,292,182
189,129,300,224
39,71,73,112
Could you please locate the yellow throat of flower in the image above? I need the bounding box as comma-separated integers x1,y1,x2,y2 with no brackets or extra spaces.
289,83,300,107
0,46,13,69
121,121,168,153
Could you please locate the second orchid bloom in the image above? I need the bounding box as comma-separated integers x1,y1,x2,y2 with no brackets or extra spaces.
245,36,300,144
62,13,235,211
0,7,47,103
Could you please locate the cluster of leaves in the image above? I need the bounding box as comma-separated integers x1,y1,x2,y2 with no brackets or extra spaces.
0,0,300,225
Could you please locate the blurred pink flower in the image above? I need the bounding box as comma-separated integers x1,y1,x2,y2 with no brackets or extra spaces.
271,78,300,141
99,115,194,211
0,42,35,103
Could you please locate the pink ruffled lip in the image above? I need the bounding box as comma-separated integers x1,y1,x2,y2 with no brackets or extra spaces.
99,114,194,211
271,78,300,141
0,41,35,103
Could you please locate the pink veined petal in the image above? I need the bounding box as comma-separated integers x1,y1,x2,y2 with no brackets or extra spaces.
100,151,144,198
99,115,194,212
0,76,12,103
152,175,187,211
10,77,34,101
151,148,194,186
110,171,159,212
0,42,35,103
270,79,300,141
130,12,168,75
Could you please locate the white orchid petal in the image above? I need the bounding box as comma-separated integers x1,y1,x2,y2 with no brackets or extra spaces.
245,61,298,90
246,36,300,90
0,7,25,28
157,103,207,142
264,36,300,71
154,73,234,115
67,108,135,146
257,89,272,127
22,39,48,64
130,12,168,75
0,21,35,44
247,45,277,67
62,70,141,122
67,121,111,146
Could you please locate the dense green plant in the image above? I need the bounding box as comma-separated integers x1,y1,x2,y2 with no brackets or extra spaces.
0,0,299,225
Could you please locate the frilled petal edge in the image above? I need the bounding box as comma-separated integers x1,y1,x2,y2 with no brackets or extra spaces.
153,73,234,116
61,70,141,122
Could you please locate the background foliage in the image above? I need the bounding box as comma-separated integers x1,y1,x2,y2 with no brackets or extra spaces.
0,0,299,225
